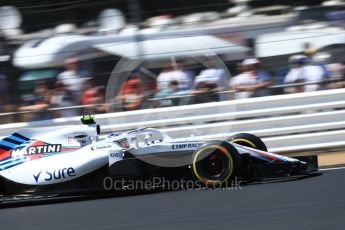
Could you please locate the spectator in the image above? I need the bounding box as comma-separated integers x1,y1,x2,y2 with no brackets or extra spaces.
154,80,181,107
284,55,327,93
116,78,144,111
57,57,88,99
84,86,107,114
193,68,229,101
155,80,179,98
156,60,193,92
191,81,219,104
33,80,50,97
236,62,245,76
230,58,272,99
81,78,98,105
18,80,53,121
119,74,143,95
88,86,107,114
50,81,77,117
327,62,345,89
81,78,107,114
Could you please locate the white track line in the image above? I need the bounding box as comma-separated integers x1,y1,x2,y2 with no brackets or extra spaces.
319,166,345,171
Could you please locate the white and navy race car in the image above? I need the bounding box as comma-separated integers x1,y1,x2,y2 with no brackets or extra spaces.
0,116,318,196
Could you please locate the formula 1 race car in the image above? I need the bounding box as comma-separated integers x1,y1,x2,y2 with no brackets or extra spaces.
0,116,318,198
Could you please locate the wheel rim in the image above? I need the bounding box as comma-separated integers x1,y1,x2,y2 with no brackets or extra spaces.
202,154,226,178
232,138,256,148
192,145,234,186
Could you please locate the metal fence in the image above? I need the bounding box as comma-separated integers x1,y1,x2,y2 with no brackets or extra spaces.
0,88,344,153
1,78,343,123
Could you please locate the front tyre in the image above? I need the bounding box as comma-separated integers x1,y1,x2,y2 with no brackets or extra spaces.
191,140,241,187
229,133,267,152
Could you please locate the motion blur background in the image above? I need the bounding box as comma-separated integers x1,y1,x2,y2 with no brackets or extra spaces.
0,0,345,123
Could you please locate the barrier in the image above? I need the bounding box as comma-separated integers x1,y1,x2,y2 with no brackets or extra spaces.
0,88,344,153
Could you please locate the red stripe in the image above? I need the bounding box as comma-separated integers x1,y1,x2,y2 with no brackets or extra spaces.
30,140,46,147
256,151,282,162
61,147,80,152
0,151,11,160
241,146,282,162
0,148,7,155
26,154,43,161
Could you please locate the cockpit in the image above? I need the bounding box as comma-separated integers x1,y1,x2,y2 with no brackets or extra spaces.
107,128,172,149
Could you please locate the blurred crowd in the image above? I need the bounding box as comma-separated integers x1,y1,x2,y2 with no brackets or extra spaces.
16,57,107,121
0,44,345,123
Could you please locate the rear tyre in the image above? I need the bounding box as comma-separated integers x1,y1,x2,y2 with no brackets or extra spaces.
191,140,241,187
229,133,267,152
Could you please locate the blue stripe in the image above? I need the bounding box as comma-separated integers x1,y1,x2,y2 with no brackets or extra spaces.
1,158,25,167
0,157,25,167
0,156,11,163
8,135,27,143
15,143,31,148
0,140,18,148
0,158,17,166
0,144,11,151
0,157,25,166
3,138,22,145
0,159,25,170
12,133,30,141
0,161,25,171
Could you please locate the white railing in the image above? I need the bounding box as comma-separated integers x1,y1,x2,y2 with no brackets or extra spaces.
0,88,344,153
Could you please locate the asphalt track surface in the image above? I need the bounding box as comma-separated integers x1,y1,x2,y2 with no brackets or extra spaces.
1,168,345,230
